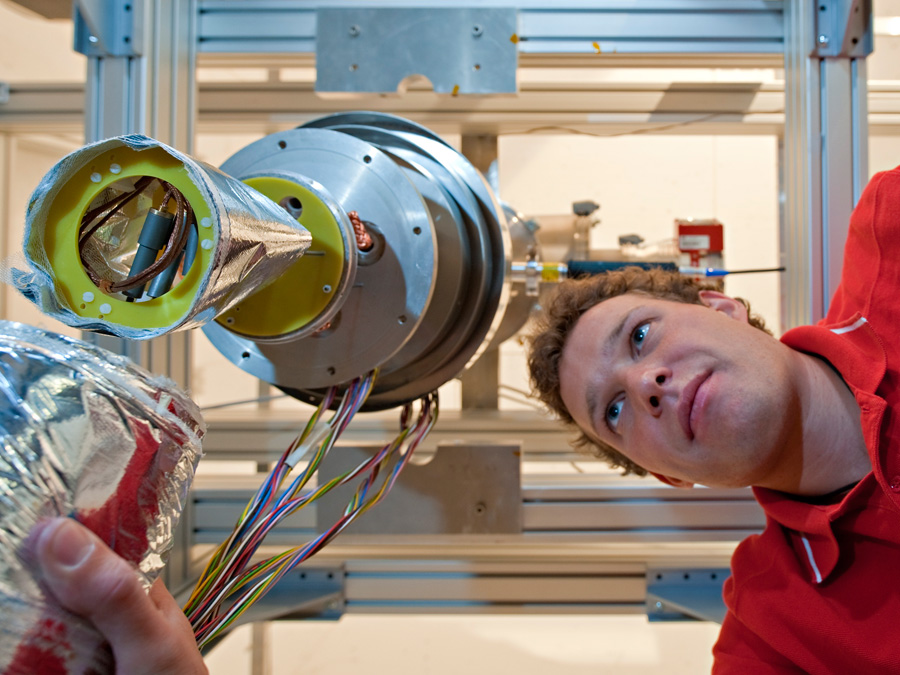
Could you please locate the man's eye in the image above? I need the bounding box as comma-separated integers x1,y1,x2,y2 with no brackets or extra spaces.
631,322,650,352
606,399,623,432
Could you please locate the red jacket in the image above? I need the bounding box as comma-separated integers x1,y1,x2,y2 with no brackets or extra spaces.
713,167,900,673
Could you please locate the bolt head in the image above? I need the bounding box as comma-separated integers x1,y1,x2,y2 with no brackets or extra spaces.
818,34,829,44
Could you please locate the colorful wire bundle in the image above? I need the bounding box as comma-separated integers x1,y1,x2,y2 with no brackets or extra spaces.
184,373,438,649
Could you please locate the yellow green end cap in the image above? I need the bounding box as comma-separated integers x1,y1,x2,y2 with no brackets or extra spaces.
541,263,565,282
42,145,214,329
215,176,346,338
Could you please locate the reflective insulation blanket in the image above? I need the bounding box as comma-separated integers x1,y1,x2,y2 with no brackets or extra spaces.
0,321,205,674
13,134,311,339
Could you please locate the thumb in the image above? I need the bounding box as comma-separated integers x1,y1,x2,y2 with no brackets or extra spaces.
35,518,207,675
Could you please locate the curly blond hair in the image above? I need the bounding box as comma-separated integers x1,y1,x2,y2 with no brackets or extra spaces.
527,266,770,475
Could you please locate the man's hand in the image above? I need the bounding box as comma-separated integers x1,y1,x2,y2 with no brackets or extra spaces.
34,518,208,675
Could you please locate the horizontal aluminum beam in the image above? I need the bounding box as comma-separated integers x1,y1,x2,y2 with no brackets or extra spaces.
196,0,784,55
191,471,762,544
5,80,900,135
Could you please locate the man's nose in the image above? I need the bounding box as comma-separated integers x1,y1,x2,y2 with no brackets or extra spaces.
632,367,671,416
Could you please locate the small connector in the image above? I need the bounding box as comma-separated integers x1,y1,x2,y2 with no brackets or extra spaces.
123,208,176,300
147,222,199,298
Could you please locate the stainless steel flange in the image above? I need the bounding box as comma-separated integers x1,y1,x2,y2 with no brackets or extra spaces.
202,113,529,410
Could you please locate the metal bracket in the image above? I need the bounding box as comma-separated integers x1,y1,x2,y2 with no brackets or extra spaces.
316,443,522,535
814,0,873,58
316,7,517,94
179,566,345,631
646,568,730,623
73,0,143,57
238,567,345,623
0,83,9,105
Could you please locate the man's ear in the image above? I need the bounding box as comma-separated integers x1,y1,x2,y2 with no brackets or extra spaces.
697,290,749,323
651,472,695,489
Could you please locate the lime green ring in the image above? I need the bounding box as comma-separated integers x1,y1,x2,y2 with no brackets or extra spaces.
215,176,346,338
41,145,214,329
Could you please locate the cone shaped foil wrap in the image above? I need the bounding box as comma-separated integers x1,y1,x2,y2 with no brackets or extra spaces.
14,134,311,339
0,321,205,674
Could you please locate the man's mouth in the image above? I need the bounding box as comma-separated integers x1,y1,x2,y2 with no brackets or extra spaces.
678,372,710,441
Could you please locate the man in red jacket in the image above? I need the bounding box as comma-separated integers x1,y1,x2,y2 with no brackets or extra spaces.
528,167,900,672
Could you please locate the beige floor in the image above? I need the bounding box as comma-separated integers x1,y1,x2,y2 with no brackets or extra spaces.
205,614,720,674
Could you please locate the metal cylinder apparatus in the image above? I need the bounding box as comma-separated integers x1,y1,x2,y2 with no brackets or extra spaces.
15,135,311,339
16,113,541,410
203,113,538,410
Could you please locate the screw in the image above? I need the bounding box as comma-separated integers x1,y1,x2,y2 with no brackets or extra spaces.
349,24,360,37
473,24,483,37
655,601,664,611
818,34,829,45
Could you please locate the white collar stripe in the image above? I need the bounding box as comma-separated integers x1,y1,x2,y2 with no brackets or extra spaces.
800,534,823,583
831,317,868,335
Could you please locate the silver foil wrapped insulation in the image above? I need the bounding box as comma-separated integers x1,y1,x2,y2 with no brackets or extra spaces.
14,134,312,340
0,321,205,674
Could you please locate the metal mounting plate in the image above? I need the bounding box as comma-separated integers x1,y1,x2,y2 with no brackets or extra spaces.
316,443,522,535
73,0,142,57
814,0,873,58
646,568,730,623
316,7,517,94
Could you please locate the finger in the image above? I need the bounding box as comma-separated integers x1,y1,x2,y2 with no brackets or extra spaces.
148,579,209,674
149,579,201,642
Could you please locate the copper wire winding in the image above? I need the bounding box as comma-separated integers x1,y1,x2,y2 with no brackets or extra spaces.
347,210,374,251
78,177,194,294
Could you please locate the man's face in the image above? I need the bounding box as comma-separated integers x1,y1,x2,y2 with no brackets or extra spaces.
558,291,799,488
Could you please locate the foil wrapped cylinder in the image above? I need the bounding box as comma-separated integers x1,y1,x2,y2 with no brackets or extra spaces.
0,321,205,674
13,134,311,340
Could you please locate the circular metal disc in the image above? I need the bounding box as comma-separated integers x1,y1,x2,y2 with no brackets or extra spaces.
322,125,492,370
301,112,453,151
204,128,437,389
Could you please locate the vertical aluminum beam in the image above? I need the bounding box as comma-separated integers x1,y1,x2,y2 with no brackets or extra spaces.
80,0,197,391
820,58,854,303
460,133,500,410
850,58,868,206
783,0,822,328
80,0,198,591
250,622,271,675
782,0,870,328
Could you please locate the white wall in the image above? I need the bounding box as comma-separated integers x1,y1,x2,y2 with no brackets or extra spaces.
499,134,781,328
0,134,82,336
870,135,900,174
0,1,84,82
496,134,780,412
